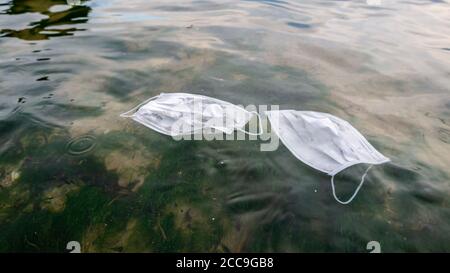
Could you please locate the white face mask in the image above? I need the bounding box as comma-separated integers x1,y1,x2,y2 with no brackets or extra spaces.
265,110,390,204
121,93,262,137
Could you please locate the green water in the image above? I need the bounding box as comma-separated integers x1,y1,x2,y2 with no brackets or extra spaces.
0,0,449,252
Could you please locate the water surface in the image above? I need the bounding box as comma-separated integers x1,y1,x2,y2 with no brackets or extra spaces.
0,0,449,252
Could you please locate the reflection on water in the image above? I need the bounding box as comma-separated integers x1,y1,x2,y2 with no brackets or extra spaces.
0,0,90,40
0,0,449,252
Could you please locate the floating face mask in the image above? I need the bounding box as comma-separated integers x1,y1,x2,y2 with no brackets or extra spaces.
121,93,262,137
265,110,390,204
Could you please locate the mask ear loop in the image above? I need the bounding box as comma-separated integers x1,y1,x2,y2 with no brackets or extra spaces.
235,111,263,136
119,94,162,118
330,165,373,205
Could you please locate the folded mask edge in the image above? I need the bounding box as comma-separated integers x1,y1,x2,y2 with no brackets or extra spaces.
327,157,390,176
131,92,253,119
119,93,163,118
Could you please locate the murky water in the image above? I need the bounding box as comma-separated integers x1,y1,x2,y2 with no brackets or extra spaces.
1,0,449,252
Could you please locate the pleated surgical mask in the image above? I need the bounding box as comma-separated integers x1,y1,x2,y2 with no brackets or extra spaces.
120,93,262,137
265,110,390,204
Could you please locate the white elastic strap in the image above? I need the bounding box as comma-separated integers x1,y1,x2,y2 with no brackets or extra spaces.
236,111,263,136
330,165,373,205
119,94,161,118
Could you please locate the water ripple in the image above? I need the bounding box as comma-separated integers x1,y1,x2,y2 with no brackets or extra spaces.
66,135,97,156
